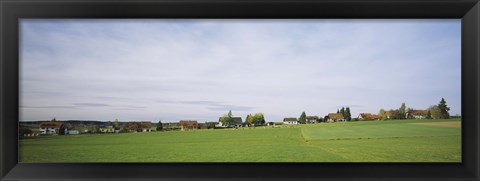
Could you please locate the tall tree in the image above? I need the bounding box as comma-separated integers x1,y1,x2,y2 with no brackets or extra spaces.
340,107,345,118
157,120,163,131
345,107,351,121
438,98,450,119
299,112,307,124
399,103,407,119
337,109,340,114
227,110,233,125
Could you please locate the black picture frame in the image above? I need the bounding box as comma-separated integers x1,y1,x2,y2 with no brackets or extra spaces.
1,0,479,180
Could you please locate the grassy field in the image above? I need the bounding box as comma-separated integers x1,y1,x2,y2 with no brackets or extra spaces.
19,118,461,162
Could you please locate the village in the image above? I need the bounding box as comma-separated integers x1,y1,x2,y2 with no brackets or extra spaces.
18,98,461,163
19,98,458,137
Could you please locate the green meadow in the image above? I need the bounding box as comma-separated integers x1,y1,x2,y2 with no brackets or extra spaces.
19,118,461,162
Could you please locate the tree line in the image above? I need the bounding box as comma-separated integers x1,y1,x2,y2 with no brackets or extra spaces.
378,98,451,120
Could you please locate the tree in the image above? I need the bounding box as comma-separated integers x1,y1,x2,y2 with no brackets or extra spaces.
340,107,346,118
120,125,128,133
114,119,119,128
337,109,340,114
51,118,57,122
406,108,414,119
426,110,432,119
299,112,307,124
317,117,324,123
220,110,233,126
324,116,329,122
378,109,388,120
246,114,254,126
345,107,351,121
206,122,216,129
157,120,163,131
398,103,407,119
391,109,403,119
59,126,66,135
253,113,265,126
428,105,442,119
438,98,450,119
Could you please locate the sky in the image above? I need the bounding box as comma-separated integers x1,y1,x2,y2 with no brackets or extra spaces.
20,19,461,122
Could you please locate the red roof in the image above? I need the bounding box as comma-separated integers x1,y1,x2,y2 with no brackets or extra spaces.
359,113,381,120
411,110,429,116
39,121,63,129
179,120,198,127
328,113,344,119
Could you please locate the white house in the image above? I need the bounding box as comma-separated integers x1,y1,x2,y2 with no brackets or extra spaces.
39,121,64,135
283,118,299,125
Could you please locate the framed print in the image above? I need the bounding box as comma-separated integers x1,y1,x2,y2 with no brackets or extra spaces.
1,0,479,180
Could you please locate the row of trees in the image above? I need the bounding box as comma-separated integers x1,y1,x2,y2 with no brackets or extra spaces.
378,102,407,120
336,107,352,121
218,110,266,127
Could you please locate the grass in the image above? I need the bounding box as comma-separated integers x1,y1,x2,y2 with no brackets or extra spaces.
19,118,461,162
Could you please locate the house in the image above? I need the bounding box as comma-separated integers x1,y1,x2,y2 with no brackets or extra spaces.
409,110,429,119
179,120,198,131
127,121,153,132
140,122,153,132
230,117,243,127
283,118,299,125
99,125,115,133
327,113,345,122
217,117,243,128
306,116,319,124
39,121,64,135
358,113,381,120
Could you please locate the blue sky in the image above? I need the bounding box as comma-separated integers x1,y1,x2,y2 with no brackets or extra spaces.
20,19,461,122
